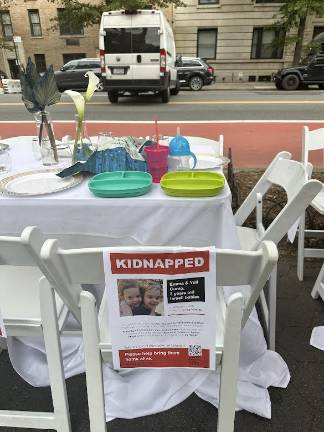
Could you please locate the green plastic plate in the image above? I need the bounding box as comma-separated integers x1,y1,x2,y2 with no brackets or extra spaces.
160,171,225,197
88,171,152,198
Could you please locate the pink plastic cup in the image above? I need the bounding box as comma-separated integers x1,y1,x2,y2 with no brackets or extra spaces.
144,145,169,183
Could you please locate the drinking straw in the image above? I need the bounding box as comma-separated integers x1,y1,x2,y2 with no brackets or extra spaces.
154,117,159,147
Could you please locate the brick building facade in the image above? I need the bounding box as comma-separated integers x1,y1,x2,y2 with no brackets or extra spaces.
1,1,324,82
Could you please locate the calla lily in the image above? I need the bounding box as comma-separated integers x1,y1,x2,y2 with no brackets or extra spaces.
64,89,85,121
64,71,99,162
84,71,100,103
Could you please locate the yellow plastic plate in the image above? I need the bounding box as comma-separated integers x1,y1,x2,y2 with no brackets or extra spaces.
160,171,225,197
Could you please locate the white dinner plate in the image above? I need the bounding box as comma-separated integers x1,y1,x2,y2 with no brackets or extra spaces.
194,156,230,170
0,168,83,196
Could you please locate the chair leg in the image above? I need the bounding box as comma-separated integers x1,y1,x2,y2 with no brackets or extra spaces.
217,294,243,432
311,262,324,299
297,214,305,281
40,278,72,432
268,265,277,351
80,291,107,432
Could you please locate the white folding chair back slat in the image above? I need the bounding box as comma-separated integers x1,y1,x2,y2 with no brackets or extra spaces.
298,126,324,283
234,151,322,350
41,239,277,432
0,227,71,431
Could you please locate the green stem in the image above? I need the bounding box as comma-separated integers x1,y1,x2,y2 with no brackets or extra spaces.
42,112,58,162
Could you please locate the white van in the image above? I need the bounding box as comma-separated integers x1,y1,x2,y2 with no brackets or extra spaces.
99,9,179,103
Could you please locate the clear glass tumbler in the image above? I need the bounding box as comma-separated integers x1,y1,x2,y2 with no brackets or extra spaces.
0,147,11,173
40,137,58,166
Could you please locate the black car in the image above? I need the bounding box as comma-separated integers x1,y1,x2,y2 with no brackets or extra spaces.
274,54,324,90
175,56,214,91
54,58,104,92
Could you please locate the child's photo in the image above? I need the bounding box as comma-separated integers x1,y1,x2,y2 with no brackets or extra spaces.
118,279,164,317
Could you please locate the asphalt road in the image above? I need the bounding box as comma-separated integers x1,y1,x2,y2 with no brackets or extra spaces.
1,88,324,121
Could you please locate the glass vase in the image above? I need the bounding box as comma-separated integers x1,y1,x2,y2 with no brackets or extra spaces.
34,111,58,163
72,114,94,163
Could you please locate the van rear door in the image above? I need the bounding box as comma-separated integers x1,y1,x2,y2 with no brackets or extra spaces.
104,13,161,83
104,27,133,82
131,13,161,81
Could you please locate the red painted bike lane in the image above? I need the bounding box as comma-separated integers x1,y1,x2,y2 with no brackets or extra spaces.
1,121,324,169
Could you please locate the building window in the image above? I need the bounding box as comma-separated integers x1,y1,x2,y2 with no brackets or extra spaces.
251,27,284,59
198,0,219,4
66,38,80,46
197,29,217,59
34,54,46,73
62,53,85,64
28,10,42,36
0,11,13,38
57,9,83,35
255,0,284,3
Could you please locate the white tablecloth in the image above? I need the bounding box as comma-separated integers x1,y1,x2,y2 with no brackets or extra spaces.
1,137,289,421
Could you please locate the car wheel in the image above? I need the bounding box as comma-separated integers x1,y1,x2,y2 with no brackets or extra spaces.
160,87,170,103
170,79,180,96
96,79,105,92
281,74,300,91
108,91,118,103
189,75,203,91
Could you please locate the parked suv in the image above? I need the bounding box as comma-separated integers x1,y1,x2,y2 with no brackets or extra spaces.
274,54,324,90
54,58,104,92
175,56,214,91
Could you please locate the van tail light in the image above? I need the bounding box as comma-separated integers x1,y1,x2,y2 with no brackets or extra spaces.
207,66,214,75
100,49,106,73
160,48,166,73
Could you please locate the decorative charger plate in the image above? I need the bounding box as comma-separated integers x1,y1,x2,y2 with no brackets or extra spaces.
0,168,83,196
160,171,225,197
88,171,152,198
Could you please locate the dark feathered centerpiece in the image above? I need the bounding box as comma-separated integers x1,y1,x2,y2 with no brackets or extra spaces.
19,57,61,162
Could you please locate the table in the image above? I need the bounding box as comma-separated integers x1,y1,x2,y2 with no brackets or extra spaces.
1,137,290,421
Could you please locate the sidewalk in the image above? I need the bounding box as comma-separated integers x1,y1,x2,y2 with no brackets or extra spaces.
0,251,324,431
203,81,276,91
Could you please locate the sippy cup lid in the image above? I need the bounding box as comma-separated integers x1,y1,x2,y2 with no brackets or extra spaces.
169,127,191,156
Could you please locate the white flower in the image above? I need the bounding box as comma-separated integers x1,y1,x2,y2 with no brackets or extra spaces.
84,71,100,103
64,71,100,121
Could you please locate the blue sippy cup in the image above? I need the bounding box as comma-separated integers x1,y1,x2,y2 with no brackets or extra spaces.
168,128,197,171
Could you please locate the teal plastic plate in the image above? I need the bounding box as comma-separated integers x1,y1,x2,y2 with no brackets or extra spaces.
160,171,225,197
88,171,152,198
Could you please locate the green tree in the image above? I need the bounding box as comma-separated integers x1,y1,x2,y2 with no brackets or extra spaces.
48,0,184,29
276,0,324,65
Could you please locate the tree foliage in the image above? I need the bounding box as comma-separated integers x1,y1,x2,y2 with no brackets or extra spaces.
276,0,324,65
47,0,184,29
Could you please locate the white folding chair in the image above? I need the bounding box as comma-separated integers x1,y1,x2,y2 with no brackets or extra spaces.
186,135,224,158
297,125,324,281
0,227,71,431
40,238,278,432
234,151,322,350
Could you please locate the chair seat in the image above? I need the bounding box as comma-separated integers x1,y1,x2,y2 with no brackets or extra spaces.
237,226,259,250
311,187,324,214
0,266,65,333
97,287,235,364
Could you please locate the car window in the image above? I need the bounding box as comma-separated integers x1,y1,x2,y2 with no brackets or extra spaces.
132,27,160,53
77,61,99,69
105,28,132,53
63,61,77,70
182,60,202,67
105,27,160,54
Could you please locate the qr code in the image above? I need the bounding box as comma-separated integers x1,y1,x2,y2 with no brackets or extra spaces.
188,345,202,357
